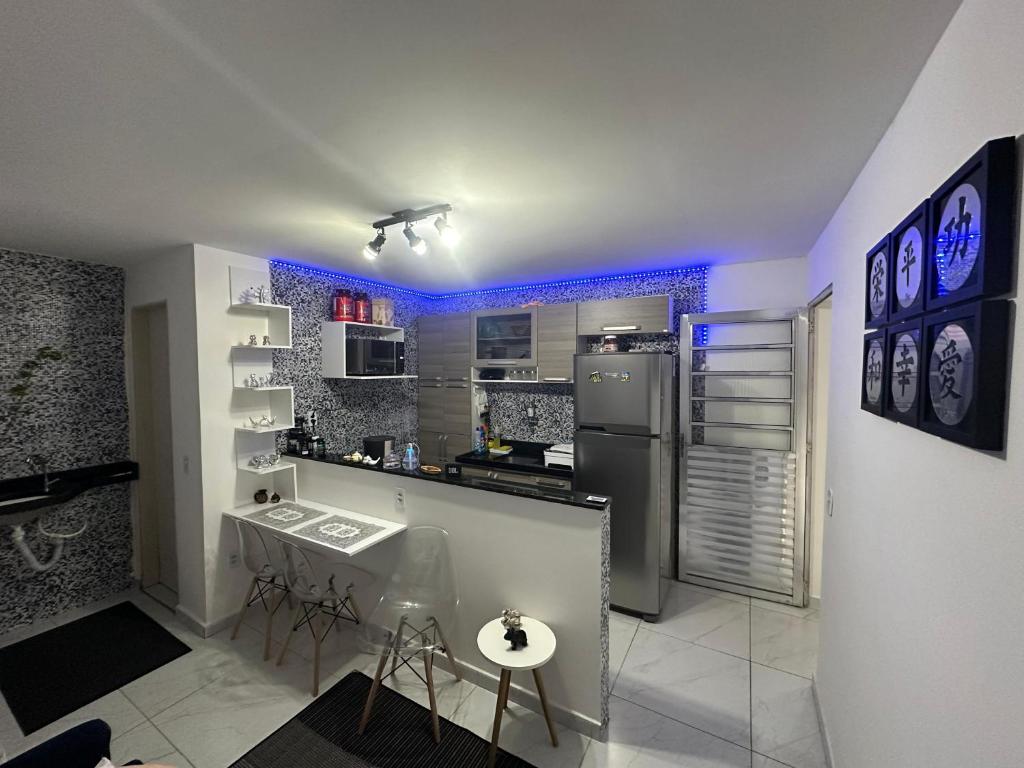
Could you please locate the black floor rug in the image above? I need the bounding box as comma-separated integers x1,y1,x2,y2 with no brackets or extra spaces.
0,601,190,734
230,671,538,768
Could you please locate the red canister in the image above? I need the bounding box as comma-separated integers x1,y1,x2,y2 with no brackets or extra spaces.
354,292,372,324
332,289,354,321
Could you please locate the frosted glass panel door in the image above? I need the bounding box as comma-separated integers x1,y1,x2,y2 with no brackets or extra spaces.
681,310,808,606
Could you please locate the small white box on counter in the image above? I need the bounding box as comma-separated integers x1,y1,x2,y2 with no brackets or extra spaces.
544,443,574,470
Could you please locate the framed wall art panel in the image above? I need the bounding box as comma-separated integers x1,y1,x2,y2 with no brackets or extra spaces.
861,328,887,416
920,300,1010,450
864,235,890,329
926,137,1017,311
883,318,924,426
888,201,928,322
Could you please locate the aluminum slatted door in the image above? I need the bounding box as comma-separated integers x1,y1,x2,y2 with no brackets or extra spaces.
680,309,808,606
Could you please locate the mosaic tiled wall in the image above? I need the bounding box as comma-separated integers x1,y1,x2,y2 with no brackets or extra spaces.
271,263,704,448
270,265,430,454
0,249,132,634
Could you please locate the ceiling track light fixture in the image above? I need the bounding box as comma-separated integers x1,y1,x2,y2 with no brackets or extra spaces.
364,203,458,259
363,228,386,260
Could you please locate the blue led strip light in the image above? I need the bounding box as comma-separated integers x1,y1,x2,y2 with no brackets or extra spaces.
271,259,710,307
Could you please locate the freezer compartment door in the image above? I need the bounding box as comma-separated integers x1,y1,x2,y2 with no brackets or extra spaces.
575,353,666,435
575,431,662,615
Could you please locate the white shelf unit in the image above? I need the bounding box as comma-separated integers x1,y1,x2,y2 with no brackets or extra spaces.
321,321,408,379
228,265,297,507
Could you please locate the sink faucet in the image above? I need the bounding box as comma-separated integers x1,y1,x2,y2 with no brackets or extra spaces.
26,455,51,492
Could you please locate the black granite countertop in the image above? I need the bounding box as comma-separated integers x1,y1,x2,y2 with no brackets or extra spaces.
284,451,608,510
453,439,573,479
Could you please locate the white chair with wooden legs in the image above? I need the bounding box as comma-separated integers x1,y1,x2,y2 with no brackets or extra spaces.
357,526,461,745
230,519,290,661
273,537,364,696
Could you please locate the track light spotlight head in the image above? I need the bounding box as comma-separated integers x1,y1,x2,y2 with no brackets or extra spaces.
363,230,386,260
434,215,460,247
403,223,427,256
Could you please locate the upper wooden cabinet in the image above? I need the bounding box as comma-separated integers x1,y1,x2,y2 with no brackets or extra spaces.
417,315,445,381
537,303,577,382
443,313,471,381
576,295,673,336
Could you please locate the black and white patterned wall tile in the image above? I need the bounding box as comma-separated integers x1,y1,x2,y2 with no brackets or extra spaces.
0,249,131,633
270,263,429,453
476,383,575,443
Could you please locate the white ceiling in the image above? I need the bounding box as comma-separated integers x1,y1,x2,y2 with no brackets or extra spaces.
0,1,960,292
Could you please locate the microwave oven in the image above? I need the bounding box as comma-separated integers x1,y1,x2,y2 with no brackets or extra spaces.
345,339,405,376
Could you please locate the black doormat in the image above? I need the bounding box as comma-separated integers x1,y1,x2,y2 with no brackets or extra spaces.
0,601,190,735
230,671,538,768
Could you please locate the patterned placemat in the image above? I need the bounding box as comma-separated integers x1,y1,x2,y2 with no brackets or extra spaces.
243,503,329,530
291,514,386,548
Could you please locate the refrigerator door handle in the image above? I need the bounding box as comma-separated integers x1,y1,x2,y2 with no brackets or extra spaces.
577,424,608,432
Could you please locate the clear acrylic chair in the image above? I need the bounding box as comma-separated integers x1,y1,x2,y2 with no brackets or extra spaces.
273,537,365,696
358,526,461,744
231,519,290,661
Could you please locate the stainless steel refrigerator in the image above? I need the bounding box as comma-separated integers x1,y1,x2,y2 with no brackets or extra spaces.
574,352,676,619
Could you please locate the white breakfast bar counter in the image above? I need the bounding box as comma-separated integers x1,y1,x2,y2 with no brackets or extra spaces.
224,452,612,740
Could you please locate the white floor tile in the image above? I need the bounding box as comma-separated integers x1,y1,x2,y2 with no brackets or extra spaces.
750,608,819,679
110,720,176,764
751,663,826,768
752,752,791,767
149,659,311,768
152,751,194,767
380,662,476,721
609,614,639,686
449,681,591,768
650,583,750,659
0,690,145,761
674,582,751,606
750,597,819,621
582,695,751,767
613,627,750,748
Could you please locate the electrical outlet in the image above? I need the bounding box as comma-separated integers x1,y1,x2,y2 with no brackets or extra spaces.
394,487,405,512
182,455,190,474
228,552,240,568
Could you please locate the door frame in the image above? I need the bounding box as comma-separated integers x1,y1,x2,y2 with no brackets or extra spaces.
805,285,833,603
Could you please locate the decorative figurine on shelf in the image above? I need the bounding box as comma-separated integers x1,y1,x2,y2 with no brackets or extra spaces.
262,335,271,346
500,608,528,650
248,415,277,428
255,285,269,304
270,491,281,503
254,488,269,504
248,334,258,346
248,373,260,388
248,453,281,469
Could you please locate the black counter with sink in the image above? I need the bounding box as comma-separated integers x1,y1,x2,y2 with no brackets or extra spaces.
452,439,572,479
0,461,139,523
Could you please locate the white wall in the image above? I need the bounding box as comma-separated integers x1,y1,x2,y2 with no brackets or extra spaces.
806,1,1024,765
297,459,608,736
707,256,807,312
124,246,206,624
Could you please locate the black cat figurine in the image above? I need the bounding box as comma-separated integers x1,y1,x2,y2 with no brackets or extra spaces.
504,627,529,650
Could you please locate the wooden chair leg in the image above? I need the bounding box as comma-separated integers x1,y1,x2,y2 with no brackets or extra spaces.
433,620,462,681
263,589,288,661
275,601,305,666
532,668,559,747
423,650,441,744
231,576,258,640
358,648,391,735
488,669,512,768
312,606,324,697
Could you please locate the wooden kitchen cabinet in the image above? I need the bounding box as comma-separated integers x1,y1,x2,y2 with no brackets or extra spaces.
576,295,673,336
418,429,445,465
443,313,471,381
537,302,577,382
418,315,445,380
443,382,472,435
418,382,445,433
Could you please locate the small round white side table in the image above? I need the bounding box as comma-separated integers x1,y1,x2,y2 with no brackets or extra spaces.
476,616,558,768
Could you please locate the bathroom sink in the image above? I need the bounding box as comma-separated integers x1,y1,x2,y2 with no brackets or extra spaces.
0,480,81,525
0,461,139,526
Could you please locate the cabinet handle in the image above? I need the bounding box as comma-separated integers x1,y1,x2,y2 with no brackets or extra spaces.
446,383,469,389
537,479,566,488
542,377,570,382
602,324,640,331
